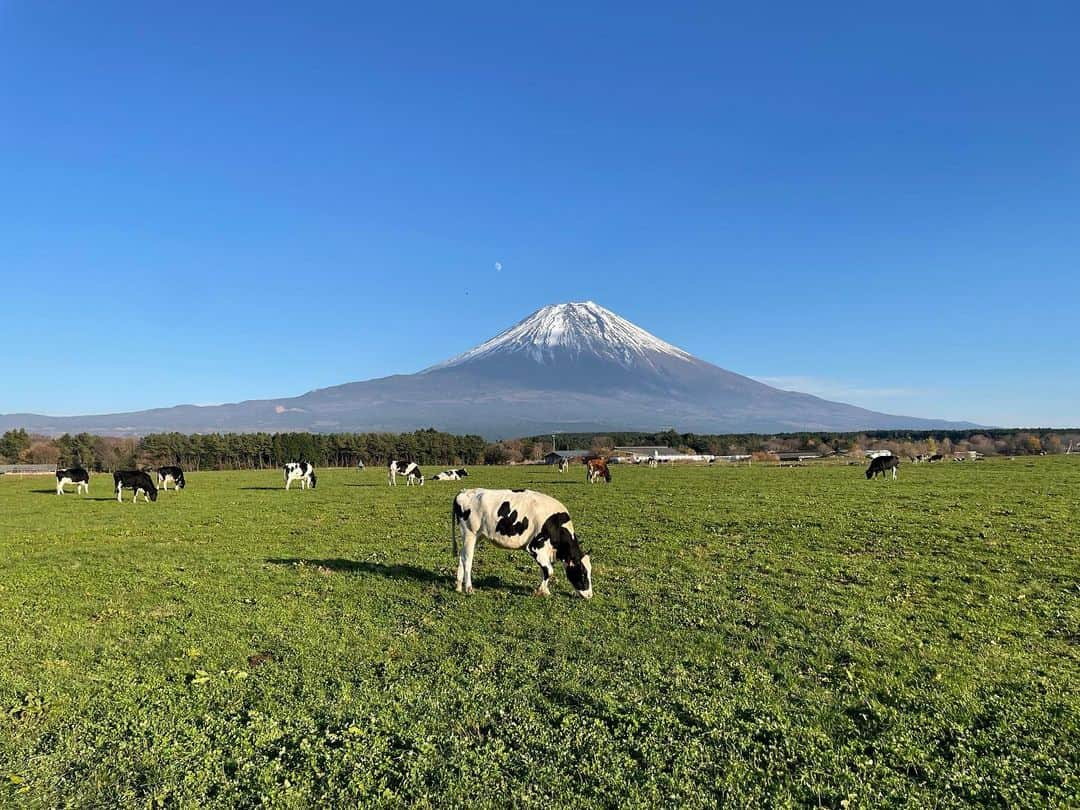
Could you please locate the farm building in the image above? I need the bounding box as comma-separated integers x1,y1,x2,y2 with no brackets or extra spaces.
543,450,592,465
612,446,680,462
774,451,832,462
612,446,716,463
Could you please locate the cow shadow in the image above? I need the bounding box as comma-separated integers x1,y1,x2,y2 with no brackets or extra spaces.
240,486,284,491
265,558,532,594
527,480,582,486
343,483,379,488
33,490,113,500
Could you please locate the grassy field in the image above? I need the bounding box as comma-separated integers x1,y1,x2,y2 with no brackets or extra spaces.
0,459,1077,808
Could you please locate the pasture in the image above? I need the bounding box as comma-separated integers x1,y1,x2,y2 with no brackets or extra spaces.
0,460,1077,807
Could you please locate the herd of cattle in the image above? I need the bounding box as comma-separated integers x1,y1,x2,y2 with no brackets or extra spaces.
50,459,594,598
53,453,918,502
47,452,921,598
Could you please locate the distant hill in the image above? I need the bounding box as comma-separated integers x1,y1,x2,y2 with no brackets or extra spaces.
0,301,975,438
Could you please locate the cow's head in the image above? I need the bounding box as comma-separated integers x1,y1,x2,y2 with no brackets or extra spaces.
564,553,593,599
865,467,874,479
176,475,186,489
544,512,593,599
147,486,158,502
309,471,317,489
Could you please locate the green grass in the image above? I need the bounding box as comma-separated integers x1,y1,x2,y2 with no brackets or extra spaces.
0,459,1077,808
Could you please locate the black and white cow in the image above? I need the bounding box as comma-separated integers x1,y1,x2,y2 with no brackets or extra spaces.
114,470,158,502
432,468,468,482
283,462,317,490
928,454,945,463
388,460,423,486
56,467,90,495
866,454,900,480
452,488,593,599
157,465,186,491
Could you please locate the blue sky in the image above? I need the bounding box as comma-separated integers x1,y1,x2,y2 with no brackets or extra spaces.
2,2,1077,427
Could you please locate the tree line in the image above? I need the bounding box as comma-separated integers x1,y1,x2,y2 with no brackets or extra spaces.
2,426,1077,471
0,428,486,471
522,428,1080,460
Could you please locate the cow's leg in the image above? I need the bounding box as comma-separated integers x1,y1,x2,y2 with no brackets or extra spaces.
56,481,63,495
457,530,477,594
892,466,897,480
528,540,556,596
285,477,291,490
117,484,123,503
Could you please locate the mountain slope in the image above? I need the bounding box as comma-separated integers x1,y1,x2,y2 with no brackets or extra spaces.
0,302,972,437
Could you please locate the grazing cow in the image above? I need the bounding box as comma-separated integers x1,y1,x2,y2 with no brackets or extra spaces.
388,460,424,486
432,468,468,482
156,465,186,491
558,458,569,473
928,454,944,463
452,488,593,598
56,467,90,495
283,462,317,490
866,455,900,480
912,454,927,464
114,470,158,502
585,458,611,484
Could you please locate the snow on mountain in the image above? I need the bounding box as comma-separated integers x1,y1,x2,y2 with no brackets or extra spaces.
428,301,694,371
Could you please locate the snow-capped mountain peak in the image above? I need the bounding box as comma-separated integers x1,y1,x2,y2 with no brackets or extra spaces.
428,301,695,371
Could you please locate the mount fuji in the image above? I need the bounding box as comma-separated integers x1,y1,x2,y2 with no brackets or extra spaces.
0,301,970,437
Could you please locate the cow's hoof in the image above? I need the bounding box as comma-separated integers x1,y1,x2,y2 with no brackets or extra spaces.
455,583,463,593
533,588,551,597
465,585,474,595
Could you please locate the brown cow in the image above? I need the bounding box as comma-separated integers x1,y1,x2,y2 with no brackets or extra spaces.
585,458,611,484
